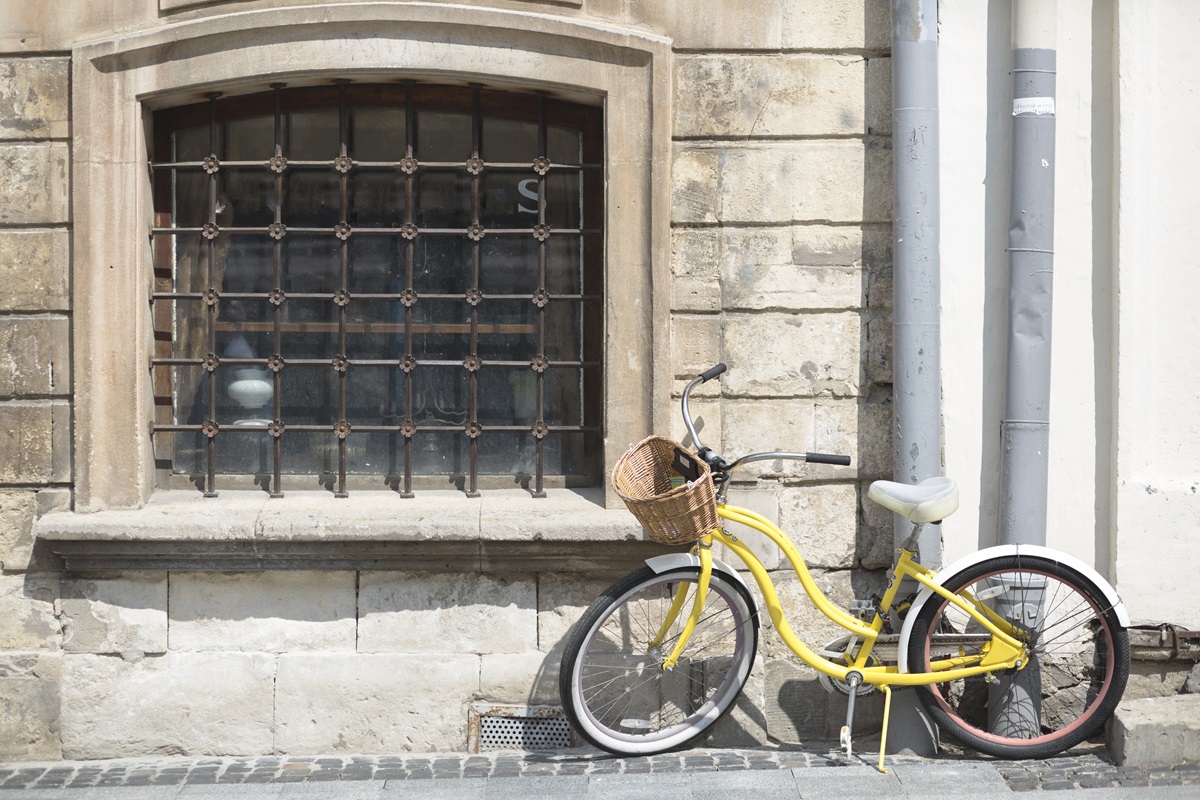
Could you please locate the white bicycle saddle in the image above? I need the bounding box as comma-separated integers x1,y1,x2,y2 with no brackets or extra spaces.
867,476,959,524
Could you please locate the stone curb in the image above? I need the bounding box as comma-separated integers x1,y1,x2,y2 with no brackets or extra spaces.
1,746,1198,793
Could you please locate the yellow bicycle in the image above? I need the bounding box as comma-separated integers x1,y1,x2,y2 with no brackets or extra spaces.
559,364,1131,771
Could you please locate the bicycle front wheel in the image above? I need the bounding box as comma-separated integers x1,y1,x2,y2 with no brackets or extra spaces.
907,555,1129,760
559,566,758,755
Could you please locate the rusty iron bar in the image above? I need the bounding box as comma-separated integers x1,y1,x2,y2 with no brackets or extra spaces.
270,83,286,498
334,81,351,498
465,83,483,498
204,92,221,498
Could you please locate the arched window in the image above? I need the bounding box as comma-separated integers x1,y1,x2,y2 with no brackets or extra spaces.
150,82,603,497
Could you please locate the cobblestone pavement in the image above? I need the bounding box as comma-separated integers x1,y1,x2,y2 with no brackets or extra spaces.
1,746,1198,793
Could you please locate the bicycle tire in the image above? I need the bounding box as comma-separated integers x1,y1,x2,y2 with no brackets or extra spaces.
559,565,758,755
907,554,1129,759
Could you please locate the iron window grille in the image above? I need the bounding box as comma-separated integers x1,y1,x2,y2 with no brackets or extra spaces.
149,82,603,498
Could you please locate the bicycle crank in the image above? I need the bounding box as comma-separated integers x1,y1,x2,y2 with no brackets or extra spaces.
816,634,899,696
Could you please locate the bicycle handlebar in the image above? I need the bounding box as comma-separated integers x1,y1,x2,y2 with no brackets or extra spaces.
681,364,852,471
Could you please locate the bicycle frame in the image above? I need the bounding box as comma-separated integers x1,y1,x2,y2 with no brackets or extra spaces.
672,502,1029,686
653,501,1031,772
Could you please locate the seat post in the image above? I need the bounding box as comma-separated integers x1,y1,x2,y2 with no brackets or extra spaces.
899,521,928,554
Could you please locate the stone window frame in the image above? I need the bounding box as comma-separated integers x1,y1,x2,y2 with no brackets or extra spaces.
70,4,673,513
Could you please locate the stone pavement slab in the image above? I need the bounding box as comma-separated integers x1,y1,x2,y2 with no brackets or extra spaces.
585,772,692,799
790,765,907,799
890,761,1013,795
688,770,800,800
480,775,588,799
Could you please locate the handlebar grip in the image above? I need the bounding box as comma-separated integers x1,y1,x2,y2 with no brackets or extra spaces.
699,363,728,383
806,452,851,466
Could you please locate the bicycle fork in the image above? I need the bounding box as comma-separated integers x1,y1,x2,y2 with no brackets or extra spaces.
647,541,715,671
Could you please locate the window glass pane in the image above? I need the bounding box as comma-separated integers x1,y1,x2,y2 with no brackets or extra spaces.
547,125,581,164
345,432,404,477
281,432,338,475
277,319,338,362
288,109,340,161
477,430,536,476
347,236,401,297
225,115,275,161
479,236,538,295
411,300,470,360
345,303,399,358
172,364,207,426
416,111,471,162
224,237,275,294
544,368,584,426
217,299,274,358
283,234,339,296
349,172,404,226
412,236,470,293
345,366,393,426
280,366,335,425
175,125,211,162
477,301,536,359
482,117,537,163
412,368,469,425
542,302,581,362
481,174,541,229
415,171,470,228
545,235,582,295
351,107,406,162
222,168,276,228
409,431,468,475
543,172,581,229
173,171,212,229
285,170,340,226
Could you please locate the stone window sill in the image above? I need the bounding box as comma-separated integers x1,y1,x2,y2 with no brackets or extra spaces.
36,489,672,573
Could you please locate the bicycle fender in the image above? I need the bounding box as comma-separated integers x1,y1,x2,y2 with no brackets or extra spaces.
896,543,1131,673
644,553,756,609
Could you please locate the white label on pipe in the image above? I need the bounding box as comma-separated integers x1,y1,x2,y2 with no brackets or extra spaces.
1013,97,1055,116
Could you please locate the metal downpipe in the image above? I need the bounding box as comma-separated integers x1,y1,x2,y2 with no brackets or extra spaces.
994,0,1057,739
889,0,942,756
1000,1,1057,549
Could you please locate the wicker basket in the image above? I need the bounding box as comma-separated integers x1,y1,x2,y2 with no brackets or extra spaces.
612,435,719,545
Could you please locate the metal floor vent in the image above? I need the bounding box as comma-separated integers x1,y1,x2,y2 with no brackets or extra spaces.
468,704,575,752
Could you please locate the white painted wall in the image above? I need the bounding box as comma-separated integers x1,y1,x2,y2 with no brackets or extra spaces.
938,0,1200,626
1112,0,1200,627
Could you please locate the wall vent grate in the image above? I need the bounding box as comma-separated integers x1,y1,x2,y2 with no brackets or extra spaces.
468,704,575,752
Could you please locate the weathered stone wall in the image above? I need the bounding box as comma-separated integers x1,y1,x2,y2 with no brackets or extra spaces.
51,569,625,758
0,0,901,761
0,55,72,760
667,1,894,743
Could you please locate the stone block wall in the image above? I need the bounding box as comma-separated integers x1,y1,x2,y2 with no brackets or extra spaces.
0,0,898,761
668,1,894,743
0,55,72,761
42,565,885,759
51,569,628,759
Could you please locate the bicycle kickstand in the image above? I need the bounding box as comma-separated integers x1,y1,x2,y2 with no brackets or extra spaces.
839,672,861,760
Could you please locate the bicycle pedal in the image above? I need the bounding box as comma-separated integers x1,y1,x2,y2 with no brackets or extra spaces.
840,725,852,757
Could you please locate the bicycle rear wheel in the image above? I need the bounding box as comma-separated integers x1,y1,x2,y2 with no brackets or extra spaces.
559,566,758,755
907,555,1129,759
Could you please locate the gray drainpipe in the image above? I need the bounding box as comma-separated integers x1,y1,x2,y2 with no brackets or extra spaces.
889,0,942,755
1000,0,1056,549
994,0,1057,738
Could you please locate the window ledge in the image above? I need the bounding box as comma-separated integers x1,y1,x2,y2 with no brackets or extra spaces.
36,489,673,573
